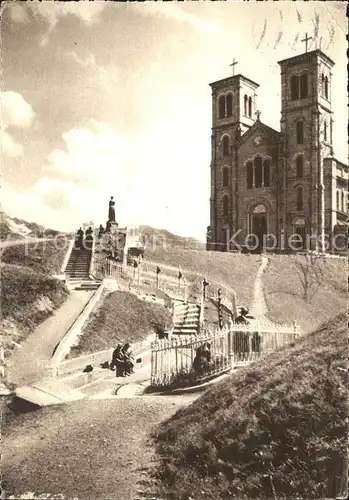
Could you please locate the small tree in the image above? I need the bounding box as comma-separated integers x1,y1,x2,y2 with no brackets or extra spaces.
296,252,325,302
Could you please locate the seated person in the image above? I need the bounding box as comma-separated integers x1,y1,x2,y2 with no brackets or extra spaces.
122,343,135,375
110,344,125,377
192,342,211,376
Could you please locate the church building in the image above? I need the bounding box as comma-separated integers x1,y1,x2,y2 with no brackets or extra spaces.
207,45,348,253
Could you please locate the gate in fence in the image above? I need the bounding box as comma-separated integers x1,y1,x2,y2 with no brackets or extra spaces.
229,321,300,367
150,327,231,388
150,321,301,389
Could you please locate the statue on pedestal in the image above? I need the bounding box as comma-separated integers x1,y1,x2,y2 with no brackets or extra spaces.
108,196,116,222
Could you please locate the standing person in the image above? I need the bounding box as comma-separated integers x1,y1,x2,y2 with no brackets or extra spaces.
76,227,84,249
98,224,104,238
122,343,135,375
110,344,125,377
85,226,94,250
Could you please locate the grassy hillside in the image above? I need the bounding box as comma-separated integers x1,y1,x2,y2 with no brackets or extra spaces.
153,312,347,500
144,250,346,329
263,255,347,332
1,264,68,357
69,290,173,357
139,225,204,250
1,239,68,275
144,248,261,307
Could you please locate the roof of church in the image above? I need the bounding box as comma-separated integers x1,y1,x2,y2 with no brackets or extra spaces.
236,119,280,146
209,74,259,89
278,49,335,67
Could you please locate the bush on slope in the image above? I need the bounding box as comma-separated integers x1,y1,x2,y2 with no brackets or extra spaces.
153,312,348,500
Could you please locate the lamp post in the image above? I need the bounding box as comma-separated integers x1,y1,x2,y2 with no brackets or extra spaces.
217,287,223,328
156,266,161,288
202,278,209,301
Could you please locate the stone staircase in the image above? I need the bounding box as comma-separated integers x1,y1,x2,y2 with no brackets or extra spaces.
65,247,92,280
172,300,201,336
72,280,101,291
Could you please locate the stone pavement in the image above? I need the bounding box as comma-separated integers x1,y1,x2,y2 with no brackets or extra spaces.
5,290,94,387
86,362,151,399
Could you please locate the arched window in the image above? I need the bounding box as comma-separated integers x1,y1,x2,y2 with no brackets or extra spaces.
324,76,329,99
218,95,225,119
296,156,304,178
336,191,340,210
222,136,230,156
263,159,270,187
321,73,325,96
223,195,229,216
296,186,304,211
226,94,233,117
223,167,229,187
324,121,327,142
254,156,263,188
291,75,299,100
248,97,252,118
246,161,253,189
300,73,308,99
244,94,248,116
296,121,304,144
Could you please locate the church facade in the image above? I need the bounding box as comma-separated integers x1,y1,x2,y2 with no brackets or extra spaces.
207,48,348,253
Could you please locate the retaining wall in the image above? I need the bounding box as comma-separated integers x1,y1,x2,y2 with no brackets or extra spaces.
51,284,106,366
54,333,156,377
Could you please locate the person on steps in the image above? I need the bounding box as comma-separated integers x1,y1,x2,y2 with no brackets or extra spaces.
76,227,84,249
110,344,125,377
122,343,135,375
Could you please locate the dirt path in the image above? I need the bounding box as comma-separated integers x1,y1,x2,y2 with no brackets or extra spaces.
2,395,198,500
249,255,270,322
5,290,93,387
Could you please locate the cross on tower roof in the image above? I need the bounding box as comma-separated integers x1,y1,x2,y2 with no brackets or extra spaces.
230,58,238,76
301,32,313,53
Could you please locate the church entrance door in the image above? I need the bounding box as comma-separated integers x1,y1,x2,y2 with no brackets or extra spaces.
252,214,267,253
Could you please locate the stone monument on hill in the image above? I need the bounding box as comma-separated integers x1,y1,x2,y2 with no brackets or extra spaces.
106,196,118,232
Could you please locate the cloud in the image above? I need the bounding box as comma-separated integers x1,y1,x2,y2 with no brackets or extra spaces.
8,0,107,46
1,91,35,157
132,3,220,36
1,130,23,157
67,51,96,68
2,91,35,128
3,118,208,237
67,51,119,91
5,2,29,23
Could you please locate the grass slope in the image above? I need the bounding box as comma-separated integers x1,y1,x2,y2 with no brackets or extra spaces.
145,248,261,307
69,290,173,357
139,225,204,250
1,239,68,275
1,264,68,357
263,255,347,332
153,312,348,500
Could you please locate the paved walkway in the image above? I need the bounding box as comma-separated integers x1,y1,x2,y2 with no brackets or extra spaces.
249,255,270,322
5,290,93,387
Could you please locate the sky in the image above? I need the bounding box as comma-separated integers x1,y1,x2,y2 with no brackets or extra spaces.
1,1,347,240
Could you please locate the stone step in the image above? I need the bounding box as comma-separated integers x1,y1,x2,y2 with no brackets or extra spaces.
58,368,108,389
173,314,200,323
74,285,100,291
173,314,200,321
173,326,199,334
15,379,85,407
174,306,200,314
174,310,200,318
